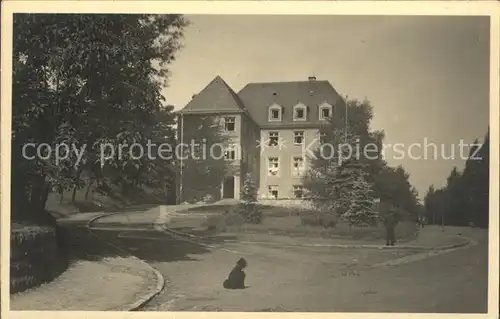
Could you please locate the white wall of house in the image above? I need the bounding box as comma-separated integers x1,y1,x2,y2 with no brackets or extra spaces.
258,128,320,199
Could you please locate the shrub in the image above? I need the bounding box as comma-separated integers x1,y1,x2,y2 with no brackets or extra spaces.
204,208,246,231
201,194,217,204
319,213,338,228
10,222,68,293
300,212,337,228
205,215,227,232
225,213,246,227
238,203,263,224
300,213,322,227
241,172,258,204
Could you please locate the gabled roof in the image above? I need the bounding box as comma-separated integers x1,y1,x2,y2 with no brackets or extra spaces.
181,75,245,114
237,80,344,127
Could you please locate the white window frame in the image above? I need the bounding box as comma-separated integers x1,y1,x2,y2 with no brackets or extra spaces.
293,185,304,199
319,102,333,121
319,132,327,144
268,157,280,176
224,144,240,161
268,185,279,199
268,131,279,147
293,131,305,145
291,156,305,177
224,148,236,161
293,103,307,121
224,116,236,132
268,104,282,122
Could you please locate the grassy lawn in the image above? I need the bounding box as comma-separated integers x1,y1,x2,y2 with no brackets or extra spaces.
191,204,419,243
46,185,166,218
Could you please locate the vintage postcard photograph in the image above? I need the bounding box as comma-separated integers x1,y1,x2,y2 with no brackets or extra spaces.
1,1,499,318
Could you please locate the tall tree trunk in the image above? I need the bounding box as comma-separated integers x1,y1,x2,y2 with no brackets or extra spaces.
71,185,78,203
28,175,51,222
85,179,95,200
71,169,83,203
41,182,51,212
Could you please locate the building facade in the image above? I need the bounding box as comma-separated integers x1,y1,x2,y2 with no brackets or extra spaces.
178,75,345,200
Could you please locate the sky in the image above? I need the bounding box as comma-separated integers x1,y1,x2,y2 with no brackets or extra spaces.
161,15,491,199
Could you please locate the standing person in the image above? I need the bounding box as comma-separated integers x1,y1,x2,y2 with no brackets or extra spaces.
384,207,398,246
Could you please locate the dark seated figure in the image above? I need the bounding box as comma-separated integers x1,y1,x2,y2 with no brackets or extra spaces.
223,257,247,289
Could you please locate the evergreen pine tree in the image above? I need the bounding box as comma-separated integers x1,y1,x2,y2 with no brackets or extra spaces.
474,130,489,228
340,165,378,226
303,129,377,226
428,131,490,229
445,166,466,226
240,172,258,205
239,172,262,224
461,138,481,224
424,185,436,224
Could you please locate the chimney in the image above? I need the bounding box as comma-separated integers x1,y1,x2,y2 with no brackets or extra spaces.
308,76,316,81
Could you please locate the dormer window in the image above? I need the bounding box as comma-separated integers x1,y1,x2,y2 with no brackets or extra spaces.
321,108,330,118
269,104,282,122
293,103,307,121
319,103,333,120
296,108,304,119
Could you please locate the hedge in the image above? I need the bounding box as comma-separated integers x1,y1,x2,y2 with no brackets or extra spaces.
10,223,69,294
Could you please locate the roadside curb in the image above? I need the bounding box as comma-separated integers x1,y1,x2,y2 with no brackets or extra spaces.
176,231,472,251
85,213,166,311
149,208,474,252
370,236,477,268
91,211,473,253
116,258,165,311
219,239,471,251
432,236,474,251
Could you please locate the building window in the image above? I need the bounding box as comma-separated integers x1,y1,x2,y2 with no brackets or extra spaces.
321,108,330,118
291,156,305,177
294,131,305,145
268,157,279,176
268,131,279,146
319,103,333,120
224,117,235,132
293,104,307,121
319,132,327,144
224,148,236,161
269,105,282,122
293,185,303,198
268,185,279,199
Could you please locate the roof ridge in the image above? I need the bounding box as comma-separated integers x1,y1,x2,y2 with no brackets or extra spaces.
181,75,246,113
214,76,246,111
244,80,329,85
236,79,341,126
